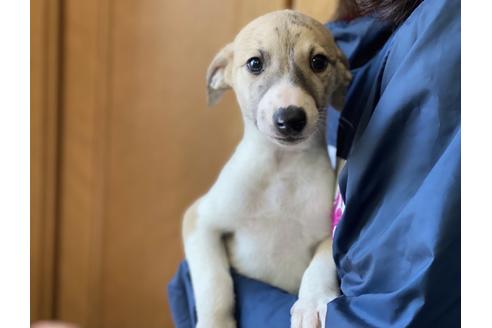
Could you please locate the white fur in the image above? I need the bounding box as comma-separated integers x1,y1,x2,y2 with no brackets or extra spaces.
184,10,350,328
185,122,339,328
257,78,318,141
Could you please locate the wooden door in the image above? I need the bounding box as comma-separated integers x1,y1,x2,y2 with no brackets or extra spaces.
31,0,61,321
31,0,338,327
294,0,339,22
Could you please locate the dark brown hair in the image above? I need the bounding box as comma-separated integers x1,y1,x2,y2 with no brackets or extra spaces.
338,0,423,25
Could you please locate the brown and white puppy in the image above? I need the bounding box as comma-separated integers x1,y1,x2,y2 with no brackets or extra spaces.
182,10,351,328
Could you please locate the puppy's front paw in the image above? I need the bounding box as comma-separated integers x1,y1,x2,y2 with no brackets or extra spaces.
290,297,334,328
196,314,236,328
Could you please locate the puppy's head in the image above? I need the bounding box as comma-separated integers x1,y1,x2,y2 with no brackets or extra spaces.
206,10,351,148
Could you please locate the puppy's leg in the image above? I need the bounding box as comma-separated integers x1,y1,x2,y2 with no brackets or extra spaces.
183,201,236,328
290,238,339,328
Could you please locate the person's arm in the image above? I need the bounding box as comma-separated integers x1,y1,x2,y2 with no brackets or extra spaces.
168,260,297,328
325,0,460,327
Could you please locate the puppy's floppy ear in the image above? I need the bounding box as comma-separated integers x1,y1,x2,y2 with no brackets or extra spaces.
206,43,234,107
331,48,352,111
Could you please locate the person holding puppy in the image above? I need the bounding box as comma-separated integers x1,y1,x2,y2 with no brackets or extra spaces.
169,0,460,327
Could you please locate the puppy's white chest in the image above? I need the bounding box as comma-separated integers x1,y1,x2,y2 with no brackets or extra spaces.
226,157,334,293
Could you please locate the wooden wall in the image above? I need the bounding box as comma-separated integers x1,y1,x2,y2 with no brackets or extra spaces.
31,0,338,327
31,0,61,321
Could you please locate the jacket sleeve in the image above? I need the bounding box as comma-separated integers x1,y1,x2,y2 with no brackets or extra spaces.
326,1,460,327
168,261,297,328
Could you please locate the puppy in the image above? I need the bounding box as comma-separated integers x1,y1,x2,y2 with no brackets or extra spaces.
182,10,351,328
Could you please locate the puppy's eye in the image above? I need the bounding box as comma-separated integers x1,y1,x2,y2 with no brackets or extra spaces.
310,54,329,73
246,57,263,75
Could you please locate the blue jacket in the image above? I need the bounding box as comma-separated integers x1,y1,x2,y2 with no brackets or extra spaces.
168,0,461,326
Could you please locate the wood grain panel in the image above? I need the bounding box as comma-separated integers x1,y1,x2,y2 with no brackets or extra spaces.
293,0,339,23
55,0,111,326
31,0,61,321
235,0,291,27
55,1,288,328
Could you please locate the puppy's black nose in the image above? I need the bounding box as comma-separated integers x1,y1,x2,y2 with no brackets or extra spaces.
273,106,307,136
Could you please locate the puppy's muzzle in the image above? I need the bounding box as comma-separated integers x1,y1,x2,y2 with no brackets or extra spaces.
273,106,307,139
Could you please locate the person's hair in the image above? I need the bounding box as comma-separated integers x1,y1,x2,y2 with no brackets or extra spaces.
338,0,423,25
